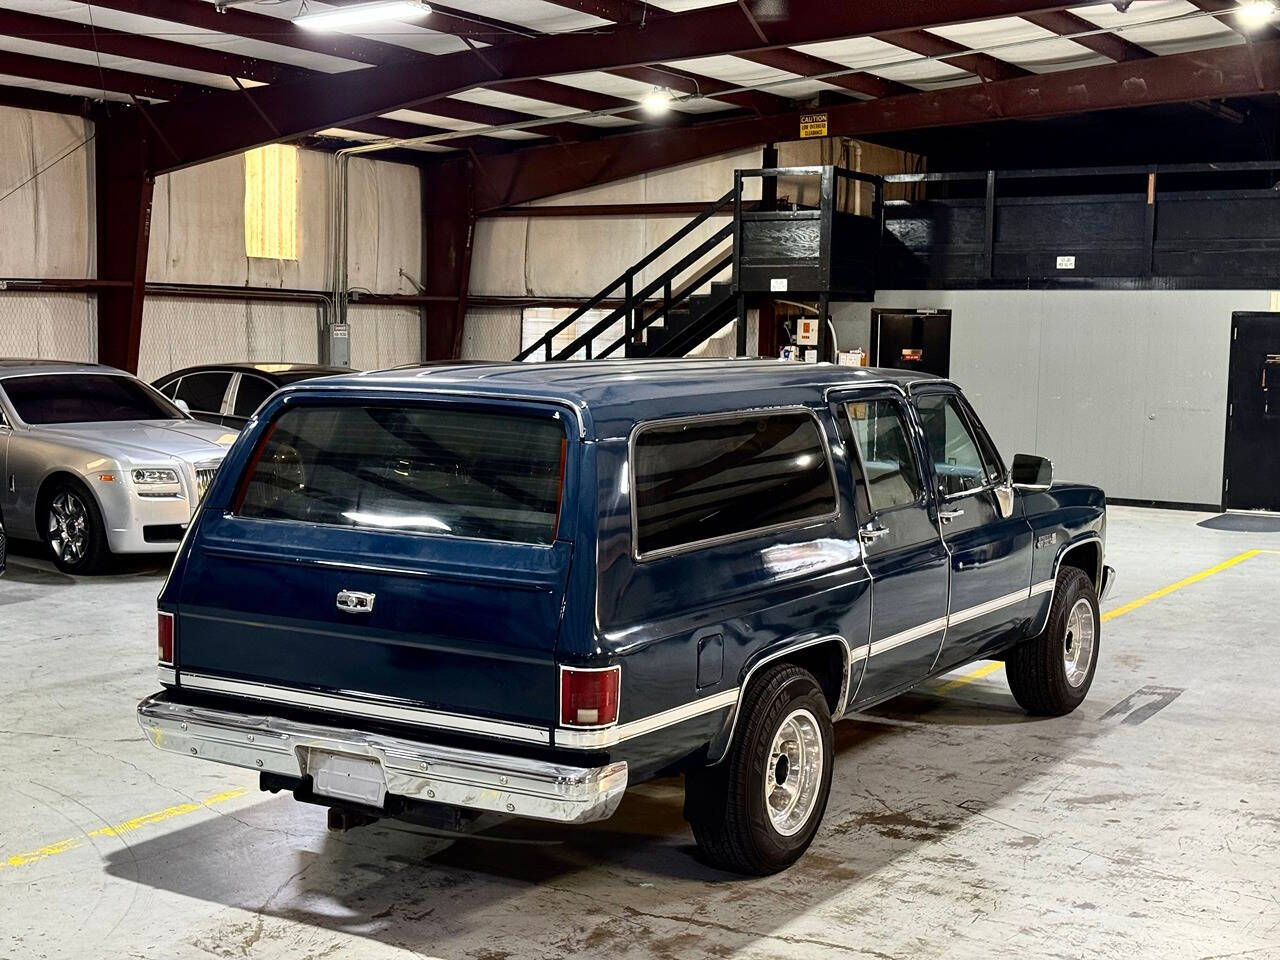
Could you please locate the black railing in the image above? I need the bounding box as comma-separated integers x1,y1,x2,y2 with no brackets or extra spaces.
514,187,737,362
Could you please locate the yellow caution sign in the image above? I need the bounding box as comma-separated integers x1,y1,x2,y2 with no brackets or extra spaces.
799,113,828,139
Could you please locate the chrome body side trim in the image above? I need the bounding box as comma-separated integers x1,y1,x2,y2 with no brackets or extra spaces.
555,687,740,749
945,586,1032,628
1029,578,1056,596
157,665,176,686
180,673,552,745
137,694,626,824
873,616,948,655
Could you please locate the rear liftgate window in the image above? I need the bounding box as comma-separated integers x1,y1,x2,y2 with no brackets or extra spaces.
633,411,837,556
236,405,567,545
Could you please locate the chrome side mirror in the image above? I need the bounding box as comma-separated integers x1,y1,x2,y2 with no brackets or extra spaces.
174,398,191,416
1011,453,1053,490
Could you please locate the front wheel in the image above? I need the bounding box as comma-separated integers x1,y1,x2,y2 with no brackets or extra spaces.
685,664,833,875
1006,567,1099,715
44,481,110,575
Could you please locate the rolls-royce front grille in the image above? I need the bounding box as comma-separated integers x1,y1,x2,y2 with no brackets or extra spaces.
195,464,221,502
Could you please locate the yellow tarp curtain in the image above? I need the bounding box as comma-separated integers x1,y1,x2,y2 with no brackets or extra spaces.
244,144,298,260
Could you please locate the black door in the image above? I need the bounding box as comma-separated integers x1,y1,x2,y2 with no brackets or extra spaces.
872,309,951,377
1225,312,1280,511
832,389,950,704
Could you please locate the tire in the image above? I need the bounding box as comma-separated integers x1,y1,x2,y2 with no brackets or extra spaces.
43,480,110,575
1006,567,1099,716
685,664,833,875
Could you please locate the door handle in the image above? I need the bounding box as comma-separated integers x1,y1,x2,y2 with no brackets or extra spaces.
939,508,965,524
859,525,889,544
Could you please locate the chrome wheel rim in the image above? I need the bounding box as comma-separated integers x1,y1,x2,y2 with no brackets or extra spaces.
763,707,823,837
47,491,88,564
1063,597,1096,688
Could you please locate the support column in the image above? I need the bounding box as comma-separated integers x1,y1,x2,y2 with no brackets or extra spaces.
96,111,154,373
421,157,476,362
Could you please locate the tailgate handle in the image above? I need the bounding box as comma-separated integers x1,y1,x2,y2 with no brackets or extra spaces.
336,589,376,614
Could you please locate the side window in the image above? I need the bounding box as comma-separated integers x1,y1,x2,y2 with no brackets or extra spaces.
633,410,837,557
174,372,232,415
233,376,275,419
915,394,995,497
156,379,179,399
843,399,922,512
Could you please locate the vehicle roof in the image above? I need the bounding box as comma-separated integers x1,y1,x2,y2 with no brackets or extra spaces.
156,362,350,381
0,360,123,377
287,359,949,440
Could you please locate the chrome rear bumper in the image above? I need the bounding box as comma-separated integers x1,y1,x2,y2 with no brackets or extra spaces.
137,693,628,825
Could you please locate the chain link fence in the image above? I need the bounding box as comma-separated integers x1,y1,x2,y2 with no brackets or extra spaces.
137,295,325,382
461,305,521,361
0,291,96,361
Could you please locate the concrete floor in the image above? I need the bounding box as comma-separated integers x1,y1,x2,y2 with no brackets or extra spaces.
1,506,1278,960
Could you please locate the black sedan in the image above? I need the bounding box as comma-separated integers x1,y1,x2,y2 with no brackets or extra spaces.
153,363,350,429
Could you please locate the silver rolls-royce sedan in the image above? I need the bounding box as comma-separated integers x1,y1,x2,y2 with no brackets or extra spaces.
0,360,237,574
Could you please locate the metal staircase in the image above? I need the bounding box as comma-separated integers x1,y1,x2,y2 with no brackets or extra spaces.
513,189,739,362
513,165,886,363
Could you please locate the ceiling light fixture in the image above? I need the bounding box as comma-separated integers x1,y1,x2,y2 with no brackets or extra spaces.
294,1,431,32
1237,0,1278,26
641,87,673,114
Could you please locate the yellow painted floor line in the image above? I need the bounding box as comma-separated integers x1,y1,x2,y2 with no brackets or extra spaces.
2,787,247,870
935,548,1278,694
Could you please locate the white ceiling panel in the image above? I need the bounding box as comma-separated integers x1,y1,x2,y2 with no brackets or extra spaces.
449,87,580,117
662,54,842,98
427,0,608,32
793,35,972,87
319,127,454,150
0,35,243,90
544,71,658,100
378,109,484,131
0,71,132,100
1071,1,1241,54
645,0,734,10
483,128,551,140
571,114,640,127
927,16,1105,72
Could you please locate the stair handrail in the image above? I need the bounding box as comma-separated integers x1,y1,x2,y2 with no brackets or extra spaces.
513,187,738,362
551,223,733,361
596,252,734,359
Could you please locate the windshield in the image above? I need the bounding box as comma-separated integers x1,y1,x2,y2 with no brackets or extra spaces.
2,374,185,424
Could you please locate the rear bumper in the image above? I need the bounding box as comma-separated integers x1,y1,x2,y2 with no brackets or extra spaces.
137,693,628,825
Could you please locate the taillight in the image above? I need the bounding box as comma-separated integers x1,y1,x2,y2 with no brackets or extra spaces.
560,665,620,728
157,611,174,665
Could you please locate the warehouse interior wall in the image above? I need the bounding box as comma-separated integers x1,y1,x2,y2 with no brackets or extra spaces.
837,289,1272,506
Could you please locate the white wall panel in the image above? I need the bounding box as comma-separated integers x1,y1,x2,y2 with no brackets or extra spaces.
345,157,422,295
137,297,323,382
0,292,95,360
0,107,91,278
839,289,1272,505
347,304,421,370
462,306,522,360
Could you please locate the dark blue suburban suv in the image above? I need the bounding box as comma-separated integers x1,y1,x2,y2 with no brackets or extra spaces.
139,360,1113,874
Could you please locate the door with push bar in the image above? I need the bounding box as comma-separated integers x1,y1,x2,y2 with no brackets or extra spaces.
913,386,1035,672
833,389,949,702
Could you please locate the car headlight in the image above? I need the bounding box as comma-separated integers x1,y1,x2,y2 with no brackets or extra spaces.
132,468,179,485
132,467,182,497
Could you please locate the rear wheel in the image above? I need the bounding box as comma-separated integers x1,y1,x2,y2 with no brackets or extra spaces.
685,664,833,875
44,481,109,575
1006,567,1099,715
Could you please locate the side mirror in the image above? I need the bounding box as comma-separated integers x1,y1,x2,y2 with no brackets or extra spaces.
174,398,191,416
1011,453,1053,490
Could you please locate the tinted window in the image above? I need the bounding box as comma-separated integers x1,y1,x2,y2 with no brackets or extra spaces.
236,405,566,545
174,372,231,414
916,394,998,497
633,411,837,557
844,399,922,511
2,374,182,424
156,379,179,398
233,375,275,418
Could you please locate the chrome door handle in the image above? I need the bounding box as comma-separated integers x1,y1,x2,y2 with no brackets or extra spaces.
939,509,965,524
859,525,889,544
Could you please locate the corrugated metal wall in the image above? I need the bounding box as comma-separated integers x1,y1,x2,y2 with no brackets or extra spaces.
838,289,1275,505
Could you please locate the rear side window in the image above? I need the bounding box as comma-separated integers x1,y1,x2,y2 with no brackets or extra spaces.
632,410,837,557
174,372,231,414
232,375,275,419
236,405,567,545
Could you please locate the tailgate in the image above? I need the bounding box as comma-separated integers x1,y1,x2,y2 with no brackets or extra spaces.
170,397,576,741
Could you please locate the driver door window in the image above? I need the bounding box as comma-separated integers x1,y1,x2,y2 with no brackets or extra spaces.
915,394,1000,497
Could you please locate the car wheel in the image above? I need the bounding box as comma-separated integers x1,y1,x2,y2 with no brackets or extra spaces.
44,481,110,575
1006,567,1099,716
685,664,833,875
